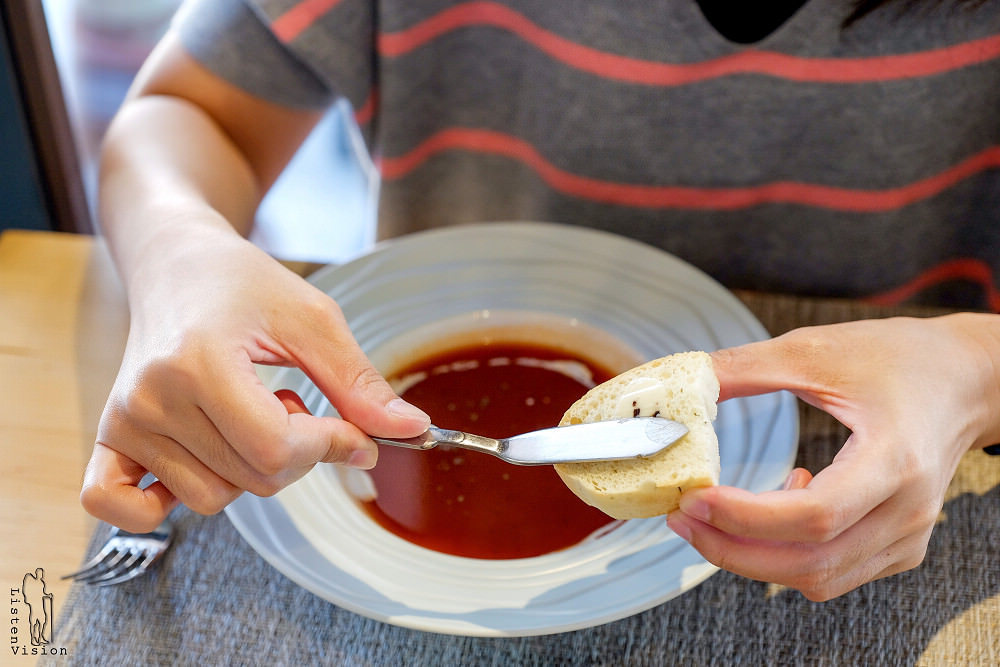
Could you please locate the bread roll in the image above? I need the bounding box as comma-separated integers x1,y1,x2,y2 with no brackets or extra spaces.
554,351,720,519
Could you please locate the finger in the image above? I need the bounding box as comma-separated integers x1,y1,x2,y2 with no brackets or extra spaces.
667,511,869,600
866,522,935,582
675,433,895,544
710,329,852,405
156,389,326,495
80,443,179,533
667,466,811,545
665,511,856,600
275,388,309,414
811,524,934,600
86,426,245,523
673,483,847,545
271,388,378,468
782,467,814,490
668,481,933,600
273,387,385,469
90,388,351,532
194,356,381,476
710,341,793,402
273,296,430,437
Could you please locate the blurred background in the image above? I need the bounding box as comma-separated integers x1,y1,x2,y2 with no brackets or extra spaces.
23,0,372,263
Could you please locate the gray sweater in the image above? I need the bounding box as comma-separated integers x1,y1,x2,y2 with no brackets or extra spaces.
176,0,1000,309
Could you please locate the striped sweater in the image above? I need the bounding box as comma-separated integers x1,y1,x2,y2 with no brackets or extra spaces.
177,0,1000,310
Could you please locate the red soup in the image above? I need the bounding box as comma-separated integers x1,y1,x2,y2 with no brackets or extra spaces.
362,341,619,559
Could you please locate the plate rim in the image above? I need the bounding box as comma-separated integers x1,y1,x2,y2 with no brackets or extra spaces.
225,221,799,636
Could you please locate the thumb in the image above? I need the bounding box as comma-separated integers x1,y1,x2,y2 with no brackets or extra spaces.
710,330,826,402
312,358,430,437
710,342,783,401
280,306,430,437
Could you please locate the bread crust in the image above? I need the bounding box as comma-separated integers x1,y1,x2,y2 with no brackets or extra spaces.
554,351,720,518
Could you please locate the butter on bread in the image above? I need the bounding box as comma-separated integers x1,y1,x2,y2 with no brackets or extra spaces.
553,351,720,519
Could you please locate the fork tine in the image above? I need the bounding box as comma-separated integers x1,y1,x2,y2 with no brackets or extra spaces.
61,541,119,581
63,518,174,586
76,547,139,585
92,552,161,587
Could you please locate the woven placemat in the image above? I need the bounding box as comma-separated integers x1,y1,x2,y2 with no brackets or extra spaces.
44,294,1000,666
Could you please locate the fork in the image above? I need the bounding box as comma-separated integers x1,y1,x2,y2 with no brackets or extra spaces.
62,519,173,587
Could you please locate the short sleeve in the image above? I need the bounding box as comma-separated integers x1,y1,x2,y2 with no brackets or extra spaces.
173,0,336,109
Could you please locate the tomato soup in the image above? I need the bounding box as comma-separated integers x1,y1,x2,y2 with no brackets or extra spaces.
361,341,621,559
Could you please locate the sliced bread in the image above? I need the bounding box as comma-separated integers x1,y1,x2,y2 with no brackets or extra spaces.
554,351,720,519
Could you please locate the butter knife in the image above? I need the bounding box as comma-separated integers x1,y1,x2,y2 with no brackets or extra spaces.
371,417,688,466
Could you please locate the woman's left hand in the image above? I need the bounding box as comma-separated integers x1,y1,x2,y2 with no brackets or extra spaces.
667,314,1000,600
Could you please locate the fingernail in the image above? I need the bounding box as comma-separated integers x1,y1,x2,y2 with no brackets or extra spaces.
678,497,710,522
386,398,430,424
783,468,811,490
347,448,378,470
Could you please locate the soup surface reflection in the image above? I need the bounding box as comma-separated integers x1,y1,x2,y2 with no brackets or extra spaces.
363,341,619,559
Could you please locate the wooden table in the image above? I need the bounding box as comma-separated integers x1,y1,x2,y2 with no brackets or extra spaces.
0,231,123,642
0,230,326,665
2,229,997,666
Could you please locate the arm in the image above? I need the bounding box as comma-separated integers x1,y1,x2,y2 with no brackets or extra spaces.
667,313,1000,600
84,33,430,532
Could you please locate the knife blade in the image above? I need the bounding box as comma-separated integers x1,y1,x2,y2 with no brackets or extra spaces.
370,417,688,466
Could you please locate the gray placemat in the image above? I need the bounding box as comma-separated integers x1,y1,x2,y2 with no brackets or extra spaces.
43,470,1000,667
44,294,1000,666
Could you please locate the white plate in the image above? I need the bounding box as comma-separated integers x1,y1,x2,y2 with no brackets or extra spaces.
225,222,798,637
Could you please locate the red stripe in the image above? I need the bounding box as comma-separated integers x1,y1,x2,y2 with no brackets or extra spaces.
379,128,1000,211
378,1,1000,85
353,89,378,126
866,259,1000,311
272,0,345,43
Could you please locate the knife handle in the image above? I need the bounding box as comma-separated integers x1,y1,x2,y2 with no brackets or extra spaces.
371,431,439,450
372,427,506,457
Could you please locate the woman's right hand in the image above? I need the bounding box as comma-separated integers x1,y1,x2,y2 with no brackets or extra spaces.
82,228,430,532
82,30,433,532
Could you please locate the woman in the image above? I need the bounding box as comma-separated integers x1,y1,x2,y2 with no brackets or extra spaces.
85,0,1000,600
